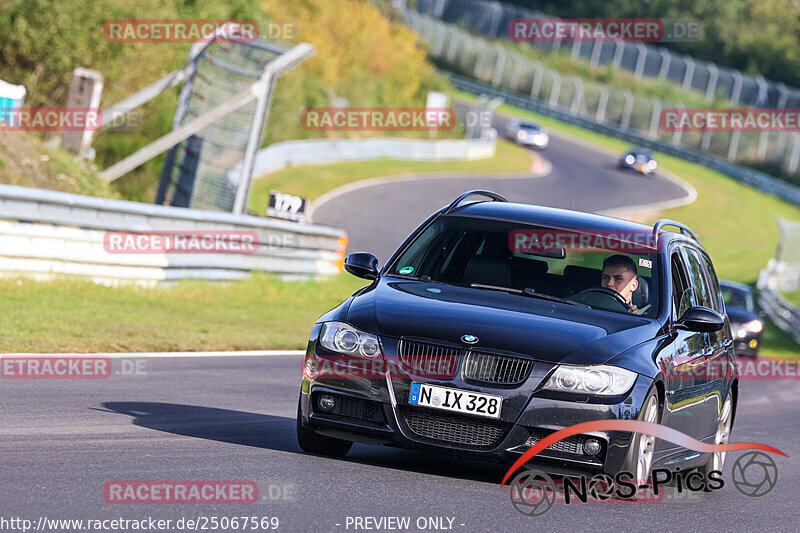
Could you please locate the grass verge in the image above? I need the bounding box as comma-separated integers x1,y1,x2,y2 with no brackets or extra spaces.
0,275,366,353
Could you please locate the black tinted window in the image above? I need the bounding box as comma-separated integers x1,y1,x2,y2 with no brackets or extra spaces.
682,247,713,310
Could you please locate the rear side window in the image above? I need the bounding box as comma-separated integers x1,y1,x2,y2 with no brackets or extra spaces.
671,251,693,319
699,253,724,312
681,247,714,310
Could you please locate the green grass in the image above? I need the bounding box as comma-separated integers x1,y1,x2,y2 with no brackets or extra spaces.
0,275,366,353
247,139,533,212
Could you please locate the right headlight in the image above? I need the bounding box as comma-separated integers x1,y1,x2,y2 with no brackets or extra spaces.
543,365,637,396
319,321,382,357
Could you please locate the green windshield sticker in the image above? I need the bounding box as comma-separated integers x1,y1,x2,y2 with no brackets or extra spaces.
399,266,414,275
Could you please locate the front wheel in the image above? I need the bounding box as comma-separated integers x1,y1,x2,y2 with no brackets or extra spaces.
700,392,734,476
622,388,661,484
296,396,353,457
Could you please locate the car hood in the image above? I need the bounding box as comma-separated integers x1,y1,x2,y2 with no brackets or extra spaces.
345,278,660,366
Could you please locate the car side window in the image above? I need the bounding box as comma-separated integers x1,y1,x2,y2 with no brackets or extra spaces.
671,251,692,319
681,247,714,310
699,253,724,313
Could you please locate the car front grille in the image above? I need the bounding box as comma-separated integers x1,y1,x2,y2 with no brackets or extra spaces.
462,351,533,385
525,428,586,455
399,406,509,447
398,340,462,378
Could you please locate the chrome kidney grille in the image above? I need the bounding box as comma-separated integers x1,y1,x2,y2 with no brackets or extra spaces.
397,339,532,385
462,351,532,385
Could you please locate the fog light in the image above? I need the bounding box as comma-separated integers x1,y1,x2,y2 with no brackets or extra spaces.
583,438,602,456
318,394,335,412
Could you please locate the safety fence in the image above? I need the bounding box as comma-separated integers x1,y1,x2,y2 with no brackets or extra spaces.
0,183,346,286
404,10,800,180
414,0,800,109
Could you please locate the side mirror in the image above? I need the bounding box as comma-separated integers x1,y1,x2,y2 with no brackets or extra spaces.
344,252,379,280
758,310,767,319
676,306,725,333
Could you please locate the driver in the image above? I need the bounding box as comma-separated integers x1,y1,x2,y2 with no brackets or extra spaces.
601,255,641,314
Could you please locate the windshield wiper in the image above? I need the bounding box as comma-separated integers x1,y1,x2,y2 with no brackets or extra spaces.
469,283,590,308
522,288,590,308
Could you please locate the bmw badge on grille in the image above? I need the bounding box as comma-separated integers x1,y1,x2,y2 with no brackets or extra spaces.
461,334,479,344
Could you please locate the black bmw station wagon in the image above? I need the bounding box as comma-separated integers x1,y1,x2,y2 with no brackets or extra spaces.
297,191,737,483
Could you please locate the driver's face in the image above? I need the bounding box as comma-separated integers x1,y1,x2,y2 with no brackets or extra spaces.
601,265,638,304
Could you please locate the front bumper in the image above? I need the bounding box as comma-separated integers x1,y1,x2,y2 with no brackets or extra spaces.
733,333,762,357
299,338,657,477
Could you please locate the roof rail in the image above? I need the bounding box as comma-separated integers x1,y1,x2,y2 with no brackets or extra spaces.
444,190,507,214
652,219,699,243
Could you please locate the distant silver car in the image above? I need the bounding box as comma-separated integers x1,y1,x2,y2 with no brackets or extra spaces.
505,118,549,149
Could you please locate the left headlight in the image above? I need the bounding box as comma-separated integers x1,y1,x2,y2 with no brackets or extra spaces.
543,365,637,396
319,321,382,357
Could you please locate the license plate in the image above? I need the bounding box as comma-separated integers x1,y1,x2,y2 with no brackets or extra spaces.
408,382,502,419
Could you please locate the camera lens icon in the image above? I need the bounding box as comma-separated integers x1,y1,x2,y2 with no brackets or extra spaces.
508,470,557,516
732,451,778,497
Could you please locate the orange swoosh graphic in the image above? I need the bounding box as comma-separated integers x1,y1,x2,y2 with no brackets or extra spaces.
502,420,787,486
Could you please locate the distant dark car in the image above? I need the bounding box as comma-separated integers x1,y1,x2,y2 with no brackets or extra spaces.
620,147,657,175
720,280,764,357
297,190,737,483
505,118,549,149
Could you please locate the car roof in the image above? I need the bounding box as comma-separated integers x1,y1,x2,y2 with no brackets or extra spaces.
446,200,653,233
442,200,705,251
718,279,753,292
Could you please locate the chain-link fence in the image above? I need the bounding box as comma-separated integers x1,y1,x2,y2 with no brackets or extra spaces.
162,40,282,212
405,11,800,178
414,0,800,109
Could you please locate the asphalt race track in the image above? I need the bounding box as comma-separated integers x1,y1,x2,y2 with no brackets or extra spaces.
2,354,798,531
311,108,692,263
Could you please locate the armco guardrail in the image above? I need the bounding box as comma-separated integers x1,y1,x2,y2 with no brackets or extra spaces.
449,73,800,207
0,183,346,286
227,134,497,184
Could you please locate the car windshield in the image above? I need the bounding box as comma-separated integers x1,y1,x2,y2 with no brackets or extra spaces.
721,285,755,312
518,122,541,131
388,215,660,317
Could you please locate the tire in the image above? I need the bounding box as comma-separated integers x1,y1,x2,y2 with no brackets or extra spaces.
622,387,661,484
296,396,353,457
700,391,734,478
